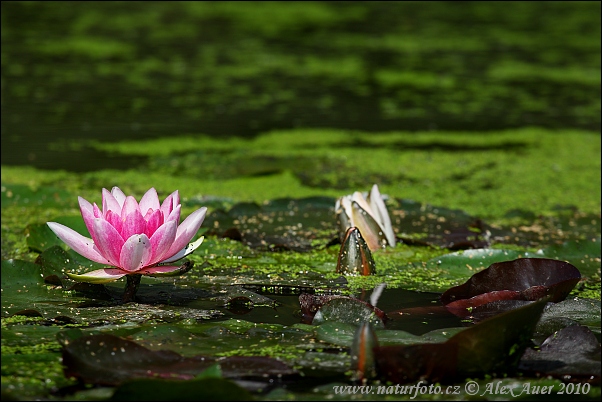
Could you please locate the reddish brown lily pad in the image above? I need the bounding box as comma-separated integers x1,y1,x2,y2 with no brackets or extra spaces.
440,258,581,317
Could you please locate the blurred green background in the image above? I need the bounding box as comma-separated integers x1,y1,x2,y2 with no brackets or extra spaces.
1,1,600,219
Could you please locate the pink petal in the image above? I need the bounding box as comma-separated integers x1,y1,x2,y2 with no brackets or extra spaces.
92,218,124,267
119,234,152,272
47,222,109,265
105,209,123,235
139,187,160,216
92,202,102,218
78,197,95,237
67,268,128,284
163,207,207,259
138,265,182,275
103,188,122,216
111,187,127,208
165,204,181,223
160,190,179,217
144,209,164,238
121,196,140,221
121,208,146,240
148,220,177,265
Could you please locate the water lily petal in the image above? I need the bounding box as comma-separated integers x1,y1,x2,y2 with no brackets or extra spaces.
78,196,95,237
165,204,181,223
145,208,164,238
139,187,160,216
92,202,102,218
67,268,127,284
367,184,396,247
121,196,140,221
350,198,386,251
164,207,207,258
119,234,152,272
121,208,146,241
161,236,204,263
111,186,127,208
160,190,179,217
92,218,124,266
148,220,178,265
105,209,123,235
102,188,122,216
47,222,109,265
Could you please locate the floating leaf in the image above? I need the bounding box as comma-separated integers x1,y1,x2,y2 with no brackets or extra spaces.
374,298,548,383
440,258,581,317
61,333,298,387
1,259,52,316
519,325,601,384
425,248,539,281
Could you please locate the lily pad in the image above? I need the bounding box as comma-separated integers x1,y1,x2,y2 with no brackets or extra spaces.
374,298,548,383
61,333,298,386
425,248,539,281
519,325,601,384
1,259,54,316
440,258,581,317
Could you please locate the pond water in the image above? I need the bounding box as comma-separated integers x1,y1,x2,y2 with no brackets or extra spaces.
2,2,600,172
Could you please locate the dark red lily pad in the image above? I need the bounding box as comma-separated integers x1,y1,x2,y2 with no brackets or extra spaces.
61,333,298,386
374,298,548,384
440,258,581,317
519,325,601,385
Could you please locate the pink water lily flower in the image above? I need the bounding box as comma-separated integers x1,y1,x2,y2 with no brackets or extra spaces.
47,187,207,284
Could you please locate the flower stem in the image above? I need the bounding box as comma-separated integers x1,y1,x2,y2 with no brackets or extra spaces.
122,274,142,303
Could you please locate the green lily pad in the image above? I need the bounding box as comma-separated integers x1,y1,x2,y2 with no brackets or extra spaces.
540,236,601,277
1,259,52,316
316,321,464,347
426,248,540,282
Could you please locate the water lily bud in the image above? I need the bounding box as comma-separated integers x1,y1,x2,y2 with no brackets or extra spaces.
336,227,376,276
335,184,396,251
351,322,378,382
